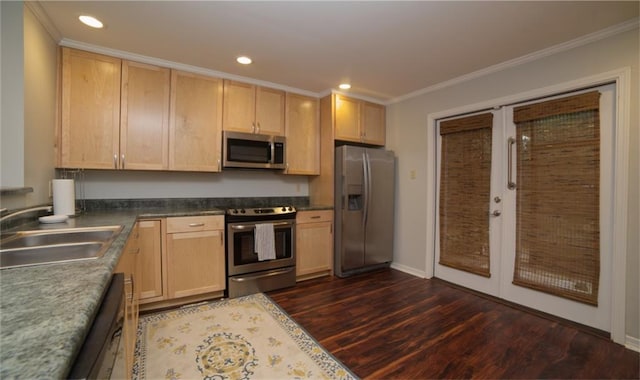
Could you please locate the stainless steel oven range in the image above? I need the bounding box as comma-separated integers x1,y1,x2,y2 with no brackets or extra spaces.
226,206,296,298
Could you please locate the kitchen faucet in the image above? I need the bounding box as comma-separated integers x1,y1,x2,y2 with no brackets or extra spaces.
0,205,53,222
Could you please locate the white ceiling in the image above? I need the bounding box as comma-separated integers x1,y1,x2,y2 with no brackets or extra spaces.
36,1,639,102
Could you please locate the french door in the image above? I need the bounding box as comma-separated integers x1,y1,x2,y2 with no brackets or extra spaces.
434,85,614,331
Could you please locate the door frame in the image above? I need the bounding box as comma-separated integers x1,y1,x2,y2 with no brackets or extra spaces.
424,68,631,344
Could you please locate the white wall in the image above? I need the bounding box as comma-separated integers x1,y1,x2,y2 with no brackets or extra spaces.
0,2,57,210
1,2,25,192
23,3,57,207
76,170,309,199
386,28,639,339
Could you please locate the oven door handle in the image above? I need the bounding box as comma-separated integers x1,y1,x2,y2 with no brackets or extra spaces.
229,267,294,282
230,221,294,230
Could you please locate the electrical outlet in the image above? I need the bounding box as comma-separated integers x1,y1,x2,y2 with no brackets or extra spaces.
410,170,416,180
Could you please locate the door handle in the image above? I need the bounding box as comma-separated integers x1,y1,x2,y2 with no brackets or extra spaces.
507,137,517,190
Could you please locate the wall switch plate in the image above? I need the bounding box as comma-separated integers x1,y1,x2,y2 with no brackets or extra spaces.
410,170,416,180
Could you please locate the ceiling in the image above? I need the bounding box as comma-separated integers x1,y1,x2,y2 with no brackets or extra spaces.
36,1,638,102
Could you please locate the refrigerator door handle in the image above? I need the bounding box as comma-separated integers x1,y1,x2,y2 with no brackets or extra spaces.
363,151,371,229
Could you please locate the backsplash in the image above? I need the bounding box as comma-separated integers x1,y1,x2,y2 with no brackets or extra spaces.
82,197,310,211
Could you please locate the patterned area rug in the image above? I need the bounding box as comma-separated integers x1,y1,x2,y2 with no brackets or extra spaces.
132,293,357,380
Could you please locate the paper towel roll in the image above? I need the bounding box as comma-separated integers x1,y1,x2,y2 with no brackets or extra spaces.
52,179,75,216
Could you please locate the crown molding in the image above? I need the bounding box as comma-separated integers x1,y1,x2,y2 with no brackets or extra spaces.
59,39,320,98
324,90,387,105
389,18,640,105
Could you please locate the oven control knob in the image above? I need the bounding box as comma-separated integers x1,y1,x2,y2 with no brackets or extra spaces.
240,209,246,214
281,207,286,212
287,207,293,211
231,209,238,214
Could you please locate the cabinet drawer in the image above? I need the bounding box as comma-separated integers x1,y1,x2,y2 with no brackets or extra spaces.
166,215,224,233
297,210,333,224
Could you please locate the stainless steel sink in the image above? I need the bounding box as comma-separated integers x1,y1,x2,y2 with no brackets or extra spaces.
0,225,123,269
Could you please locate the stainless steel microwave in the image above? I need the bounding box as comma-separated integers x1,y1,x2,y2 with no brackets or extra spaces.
222,131,286,170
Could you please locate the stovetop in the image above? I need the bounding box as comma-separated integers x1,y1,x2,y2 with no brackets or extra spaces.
226,206,296,218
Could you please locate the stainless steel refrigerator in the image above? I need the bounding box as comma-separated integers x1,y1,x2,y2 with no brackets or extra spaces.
334,145,395,277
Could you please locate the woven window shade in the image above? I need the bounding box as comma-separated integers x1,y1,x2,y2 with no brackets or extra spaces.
439,113,493,277
512,91,600,305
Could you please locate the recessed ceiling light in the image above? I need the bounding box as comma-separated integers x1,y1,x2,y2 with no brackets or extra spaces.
237,56,252,65
79,15,103,29
339,83,351,90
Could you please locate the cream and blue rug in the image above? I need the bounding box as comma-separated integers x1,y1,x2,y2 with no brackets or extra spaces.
131,293,357,380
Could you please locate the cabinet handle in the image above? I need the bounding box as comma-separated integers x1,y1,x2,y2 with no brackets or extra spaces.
113,154,118,169
217,159,221,171
188,223,205,227
130,274,135,300
219,231,223,246
121,154,125,169
310,216,321,219
252,122,256,133
256,122,261,133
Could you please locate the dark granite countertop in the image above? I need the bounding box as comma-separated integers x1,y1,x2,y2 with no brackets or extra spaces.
296,204,334,211
0,206,224,378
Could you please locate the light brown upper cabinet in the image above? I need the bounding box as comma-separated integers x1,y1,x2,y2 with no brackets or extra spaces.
120,61,171,170
222,80,285,136
60,48,121,169
334,94,386,146
169,70,224,172
284,93,320,175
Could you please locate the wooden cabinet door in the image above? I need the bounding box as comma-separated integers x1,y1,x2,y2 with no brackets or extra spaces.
362,101,386,146
334,94,361,142
222,80,256,133
169,70,223,171
285,93,319,175
255,86,285,135
296,211,333,280
113,222,139,379
166,223,225,299
120,61,170,170
138,220,164,303
60,47,121,169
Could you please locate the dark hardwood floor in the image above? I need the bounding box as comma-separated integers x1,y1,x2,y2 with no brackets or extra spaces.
267,269,639,379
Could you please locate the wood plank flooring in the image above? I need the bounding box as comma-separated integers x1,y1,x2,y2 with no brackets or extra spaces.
268,269,639,379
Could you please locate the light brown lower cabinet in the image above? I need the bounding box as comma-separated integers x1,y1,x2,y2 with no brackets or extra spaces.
113,222,140,379
166,215,226,299
139,215,226,310
296,210,334,281
138,220,164,303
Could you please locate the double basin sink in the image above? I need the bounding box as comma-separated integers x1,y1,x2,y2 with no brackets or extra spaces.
0,225,123,269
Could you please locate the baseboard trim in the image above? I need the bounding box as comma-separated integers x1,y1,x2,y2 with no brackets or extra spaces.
390,262,427,278
626,335,640,352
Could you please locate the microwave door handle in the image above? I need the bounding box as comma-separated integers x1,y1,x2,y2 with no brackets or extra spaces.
270,142,275,164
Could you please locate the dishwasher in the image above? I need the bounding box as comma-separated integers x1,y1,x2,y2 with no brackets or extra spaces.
68,273,124,379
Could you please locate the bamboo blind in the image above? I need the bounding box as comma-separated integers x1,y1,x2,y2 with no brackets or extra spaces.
439,113,493,277
512,91,600,305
